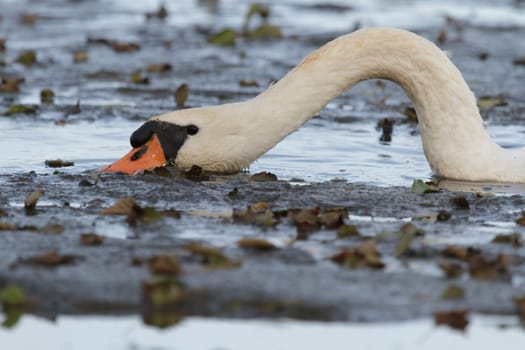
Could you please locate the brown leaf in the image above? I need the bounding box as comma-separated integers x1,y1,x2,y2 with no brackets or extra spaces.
39,224,64,235
250,171,277,182
185,243,241,268
441,285,465,299
148,255,182,275
101,197,138,215
402,106,418,123
239,79,259,87
0,38,5,52
45,159,74,168
0,76,23,93
439,262,464,278
288,207,321,236
331,240,385,269
29,252,76,267
24,189,44,209
337,224,360,238
40,89,55,104
175,83,189,108
451,195,469,210
20,14,37,25
515,296,525,320
0,222,17,231
80,233,105,246
130,70,149,84
441,245,480,261
237,238,276,251
146,63,172,73
15,51,37,66
141,277,185,308
320,211,345,229
436,29,447,44
492,233,523,247
513,57,525,66
73,50,88,63
468,255,509,280
433,310,469,331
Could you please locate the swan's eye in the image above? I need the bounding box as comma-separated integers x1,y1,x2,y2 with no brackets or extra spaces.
186,125,199,135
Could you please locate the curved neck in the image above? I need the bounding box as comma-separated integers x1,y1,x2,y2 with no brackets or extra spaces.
248,28,524,181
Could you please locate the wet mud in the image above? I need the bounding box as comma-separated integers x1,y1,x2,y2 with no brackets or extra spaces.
1,0,525,327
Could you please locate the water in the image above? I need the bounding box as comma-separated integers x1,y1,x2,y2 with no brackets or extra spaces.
1,314,524,350
2,0,525,347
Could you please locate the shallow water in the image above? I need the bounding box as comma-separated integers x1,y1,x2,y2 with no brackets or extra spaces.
2,0,525,348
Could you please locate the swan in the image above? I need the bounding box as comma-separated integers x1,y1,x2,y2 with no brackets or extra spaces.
102,27,525,182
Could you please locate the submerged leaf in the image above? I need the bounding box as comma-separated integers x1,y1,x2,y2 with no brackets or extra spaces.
146,63,172,73
492,233,523,247
331,240,385,269
208,29,236,46
439,262,464,278
40,89,55,104
73,50,88,63
142,277,185,307
246,25,282,39
185,243,241,268
337,224,360,238
28,252,76,267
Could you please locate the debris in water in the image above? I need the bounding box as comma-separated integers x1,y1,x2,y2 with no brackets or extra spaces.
45,159,74,168
146,63,172,73
477,95,507,110
24,189,44,210
492,233,523,247
148,255,183,275
28,252,76,267
80,233,105,246
237,238,276,251
411,179,440,194
15,51,37,66
130,70,149,84
433,310,469,331
440,285,465,299
250,171,277,182
73,50,88,63
208,29,236,46
175,83,189,108
330,240,385,269
3,104,38,116
377,117,394,142
40,89,55,104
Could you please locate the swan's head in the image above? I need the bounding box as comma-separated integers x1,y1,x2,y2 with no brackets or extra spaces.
101,103,258,174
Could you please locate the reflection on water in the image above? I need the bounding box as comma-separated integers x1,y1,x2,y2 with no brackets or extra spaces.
0,314,524,350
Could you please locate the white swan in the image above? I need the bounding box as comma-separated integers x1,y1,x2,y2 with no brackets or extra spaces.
102,27,525,182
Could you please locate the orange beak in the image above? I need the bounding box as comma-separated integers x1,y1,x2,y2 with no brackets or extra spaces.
100,134,168,175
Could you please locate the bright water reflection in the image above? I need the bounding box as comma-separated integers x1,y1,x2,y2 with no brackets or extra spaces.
0,314,523,350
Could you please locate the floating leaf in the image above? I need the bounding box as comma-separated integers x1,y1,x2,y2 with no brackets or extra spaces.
402,106,418,123
320,211,345,229
0,76,23,93
175,83,189,108
180,164,209,181
185,243,241,269
250,171,277,182
331,240,385,269
3,104,38,116
516,212,525,226
0,222,16,231
439,262,464,278
73,50,88,63
239,79,259,87
15,51,37,66
130,69,149,84
337,224,360,238
411,179,440,194
492,233,523,247
515,296,525,320
148,255,182,275
45,159,74,168
20,13,37,25
145,4,168,20
514,56,525,66
451,195,469,210
40,89,55,104
80,233,105,246
24,189,43,209
28,252,75,267
0,38,5,52
39,224,64,235
237,238,276,251
87,38,140,53
441,285,464,299
246,25,282,39
434,310,469,331
377,117,394,142
395,228,415,257
208,29,236,46
0,285,26,306
141,277,185,307
101,197,138,215
477,95,507,110
146,63,172,73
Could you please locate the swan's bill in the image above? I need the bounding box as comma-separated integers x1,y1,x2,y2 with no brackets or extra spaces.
100,134,167,175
